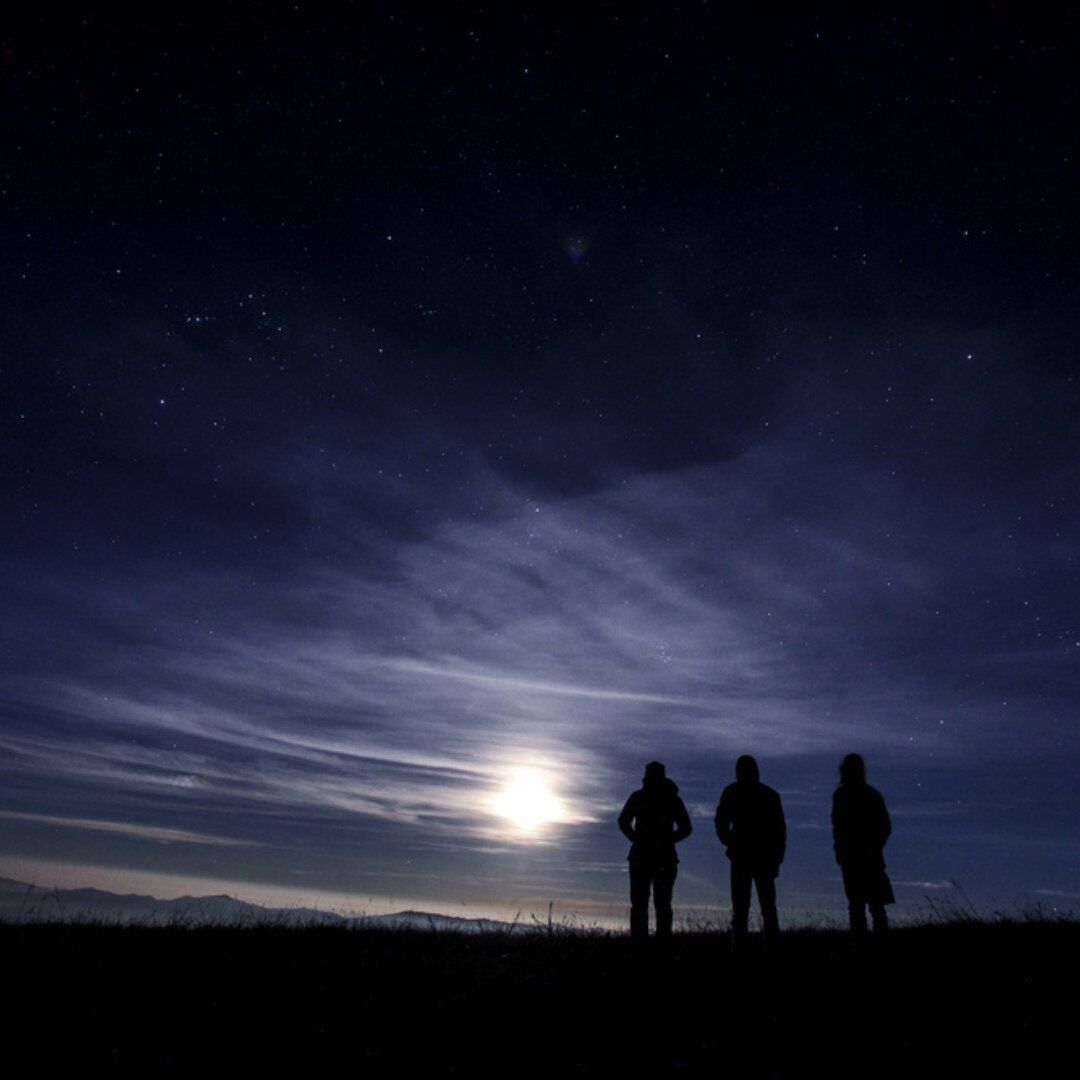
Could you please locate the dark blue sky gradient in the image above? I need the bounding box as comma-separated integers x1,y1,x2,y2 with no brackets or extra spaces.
2,6,1079,921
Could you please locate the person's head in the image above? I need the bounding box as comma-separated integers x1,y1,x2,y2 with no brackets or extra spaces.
735,755,760,783
642,760,666,787
839,753,866,786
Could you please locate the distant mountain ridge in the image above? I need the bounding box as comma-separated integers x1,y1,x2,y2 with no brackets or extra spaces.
0,877,514,932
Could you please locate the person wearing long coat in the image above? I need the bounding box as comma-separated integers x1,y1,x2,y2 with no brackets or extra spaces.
831,753,894,937
618,761,692,938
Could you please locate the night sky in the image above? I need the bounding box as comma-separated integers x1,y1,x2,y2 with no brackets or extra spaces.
3,6,1079,923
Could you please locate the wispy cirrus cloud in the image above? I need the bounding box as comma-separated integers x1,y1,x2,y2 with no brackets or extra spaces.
0,811,253,847
3,419,1079,910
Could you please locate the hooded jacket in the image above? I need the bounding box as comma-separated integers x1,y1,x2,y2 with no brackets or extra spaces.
831,782,891,869
714,770,787,871
618,776,693,865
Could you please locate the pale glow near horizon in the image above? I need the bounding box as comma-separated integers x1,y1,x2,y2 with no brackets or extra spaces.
0,856,471,918
0,854,631,926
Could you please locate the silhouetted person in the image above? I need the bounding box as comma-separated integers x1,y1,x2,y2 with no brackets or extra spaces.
832,753,894,939
618,761,692,939
715,755,786,949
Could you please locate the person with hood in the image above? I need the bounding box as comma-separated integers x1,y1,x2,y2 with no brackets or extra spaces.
617,761,693,938
832,753,894,938
714,755,786,948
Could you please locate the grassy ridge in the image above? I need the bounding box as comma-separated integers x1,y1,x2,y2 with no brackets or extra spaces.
6,918,1076,1077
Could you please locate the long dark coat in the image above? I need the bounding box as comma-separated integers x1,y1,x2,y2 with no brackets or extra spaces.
831,782,895,905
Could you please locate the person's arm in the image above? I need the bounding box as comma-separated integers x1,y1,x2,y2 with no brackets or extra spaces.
617,794,637,843
877,790,892,848
673,797,692,844
775,792,787,867
715,789,733,845
831,791,845,865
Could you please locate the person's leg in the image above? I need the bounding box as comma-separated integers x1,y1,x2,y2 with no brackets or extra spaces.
629,862,651,939
730,862,752,945
848,898,868,935
869,902,888,937
757,872,780,943
654,864,676,938
842,865,867,937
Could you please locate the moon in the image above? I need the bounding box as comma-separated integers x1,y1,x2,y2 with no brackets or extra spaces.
491,770,563,832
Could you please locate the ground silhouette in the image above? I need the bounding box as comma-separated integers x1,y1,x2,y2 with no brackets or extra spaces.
3,916,1076,1077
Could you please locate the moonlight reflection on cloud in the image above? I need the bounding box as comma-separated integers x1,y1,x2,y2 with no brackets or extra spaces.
491,769,564,835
